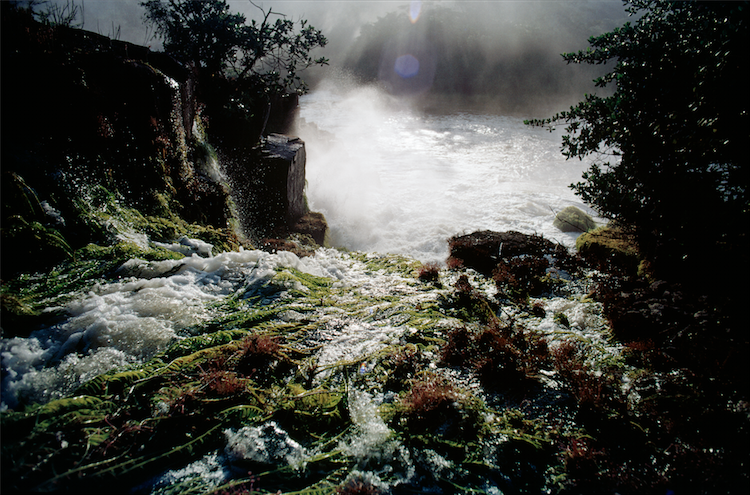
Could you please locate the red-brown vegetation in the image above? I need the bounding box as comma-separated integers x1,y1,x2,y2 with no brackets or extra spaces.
394,374,482,439
441,323,549,390
336,478,381,494
552,341,622,412
384,345,424,392
216,473,258,495
417,261,441,282
234,334,296,386
492,256,551,299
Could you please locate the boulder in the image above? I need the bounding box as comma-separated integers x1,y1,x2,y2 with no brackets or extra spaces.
575,226,641,274
553,206,597,233
447,230,568,276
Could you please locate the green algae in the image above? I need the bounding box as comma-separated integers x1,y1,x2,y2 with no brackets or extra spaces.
2,247,663,494
350,251,422,277
0,241,190,338
161,329,250,362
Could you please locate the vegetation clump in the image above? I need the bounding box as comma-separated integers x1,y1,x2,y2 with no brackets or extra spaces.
416,261,441,283
235,334,295,386
336,478,381,494
441,323,549,391
391,374,482,442
382,344,426,392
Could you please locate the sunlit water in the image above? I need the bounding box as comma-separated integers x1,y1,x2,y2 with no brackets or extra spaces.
297,81,600,263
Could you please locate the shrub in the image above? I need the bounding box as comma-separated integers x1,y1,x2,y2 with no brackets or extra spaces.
526,0,749,284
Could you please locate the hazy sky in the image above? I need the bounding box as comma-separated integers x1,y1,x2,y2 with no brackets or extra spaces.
45,0,628,53
43,0,405,46
36,0,628,113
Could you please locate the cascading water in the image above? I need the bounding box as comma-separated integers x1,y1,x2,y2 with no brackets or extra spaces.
297,80,601,263
1,82,617,493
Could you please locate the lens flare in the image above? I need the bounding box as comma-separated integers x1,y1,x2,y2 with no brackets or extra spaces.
409,0,422,23
394,54,420,79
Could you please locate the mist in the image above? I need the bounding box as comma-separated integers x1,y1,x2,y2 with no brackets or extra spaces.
26,0,630,259
37,0,628,116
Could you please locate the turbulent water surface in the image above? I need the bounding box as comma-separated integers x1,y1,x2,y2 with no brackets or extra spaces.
297,81,600,262
1,85,618,493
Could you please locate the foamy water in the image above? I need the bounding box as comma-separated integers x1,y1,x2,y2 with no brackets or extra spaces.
1,84,618,493
297,81,600,263
0,248,352,410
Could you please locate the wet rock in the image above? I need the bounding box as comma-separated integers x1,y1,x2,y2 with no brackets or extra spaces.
575,226,641,275
230,134,314,241
447,230,568,276
262,134,308,224
290,211,330,247
553,206,597,233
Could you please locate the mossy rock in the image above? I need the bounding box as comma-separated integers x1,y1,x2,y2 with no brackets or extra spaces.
575,226,641,273
290,211,331,247
553,206,597,233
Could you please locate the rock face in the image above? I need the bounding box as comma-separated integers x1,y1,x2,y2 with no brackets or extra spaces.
1,9,328,269
262,134,308,224
0,10,241,271
226,133,329,244
553,206,597,233
290,212,330,247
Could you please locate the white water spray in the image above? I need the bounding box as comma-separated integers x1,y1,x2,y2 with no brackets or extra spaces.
297,80,600,263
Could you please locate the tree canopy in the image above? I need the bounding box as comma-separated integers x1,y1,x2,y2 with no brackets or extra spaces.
141,0,328,96
527,0,749,281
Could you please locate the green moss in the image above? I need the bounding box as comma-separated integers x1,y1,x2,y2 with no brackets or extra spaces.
575,225,642,273
161,329,249,362
350,252,422,276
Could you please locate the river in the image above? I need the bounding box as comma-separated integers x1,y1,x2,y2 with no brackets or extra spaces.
297,80,600,263
1,85,616,494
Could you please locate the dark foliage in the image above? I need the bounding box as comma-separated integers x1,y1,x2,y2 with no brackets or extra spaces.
527,0,750,287
141,0,328,95
441,323,549,391
141,0,328,147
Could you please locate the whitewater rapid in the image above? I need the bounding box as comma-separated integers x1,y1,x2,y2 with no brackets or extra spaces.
297,82,600,263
